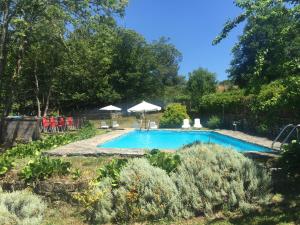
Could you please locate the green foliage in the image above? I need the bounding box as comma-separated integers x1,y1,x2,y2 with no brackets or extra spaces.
172,144,271,218
146,149,181,174
214,0,300,87
73,178,115,224
199,89,248,114
0,156,14,176
20,156,71,182
186,67,217,109
0,189,46,225
96,158,128,187
207,115,221,129
160,103,189,128
0,122,96,177
113,158,180,222
277,140,300,177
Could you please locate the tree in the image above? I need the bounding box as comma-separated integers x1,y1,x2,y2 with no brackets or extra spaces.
186,68,217,110
213,0,300,87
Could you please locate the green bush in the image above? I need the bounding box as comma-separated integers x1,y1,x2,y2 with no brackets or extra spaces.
172,144,271,218
277,140,300,177
113,158,180,222
159,103,189,128
199,89,248,114
96,158,128,188
20,156,71,182
73,178,115,224
207,115,221,129
146,149,181,174
0,189,46,225
0,156,14,176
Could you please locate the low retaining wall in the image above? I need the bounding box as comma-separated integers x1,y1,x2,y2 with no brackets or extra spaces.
0,180,88,202
1,117,40,145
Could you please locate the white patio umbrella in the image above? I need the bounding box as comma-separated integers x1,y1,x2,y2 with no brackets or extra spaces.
99,105,121,126
99,105,122,111
127,101,161,129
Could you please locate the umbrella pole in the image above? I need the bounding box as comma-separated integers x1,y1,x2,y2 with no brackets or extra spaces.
144,111,146,129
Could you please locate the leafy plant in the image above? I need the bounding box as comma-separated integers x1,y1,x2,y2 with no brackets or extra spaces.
20,156,71,182
0,156,14,176
207,115,221,129
159,103,189,128
0,122,96,177
72,178,113,223
277,140,300,177
96,158,128,187
71,168,82,181
146,149,181,174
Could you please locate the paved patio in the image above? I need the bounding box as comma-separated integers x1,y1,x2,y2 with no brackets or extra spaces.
44,128,280,157
44,128,145,157
215,130,279,149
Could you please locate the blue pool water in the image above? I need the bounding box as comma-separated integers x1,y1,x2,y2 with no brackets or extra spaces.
98,130,273,153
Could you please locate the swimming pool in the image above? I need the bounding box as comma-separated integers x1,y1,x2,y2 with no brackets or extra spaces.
98,130,273,153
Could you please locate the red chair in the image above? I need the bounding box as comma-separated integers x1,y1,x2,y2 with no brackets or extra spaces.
58,117,66,132
49,116,57,132
41,117,50,132
66,117,74,130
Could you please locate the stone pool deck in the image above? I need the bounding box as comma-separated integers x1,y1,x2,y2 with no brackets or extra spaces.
215,130,279,149
44,128,280,157
44,128,144,157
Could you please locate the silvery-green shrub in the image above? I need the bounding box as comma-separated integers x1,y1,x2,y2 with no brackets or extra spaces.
92,178,115,224
0,189,46,225
172,144,271,218
113,158,180,222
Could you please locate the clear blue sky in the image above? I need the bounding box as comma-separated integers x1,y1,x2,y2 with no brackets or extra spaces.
118,0,245,81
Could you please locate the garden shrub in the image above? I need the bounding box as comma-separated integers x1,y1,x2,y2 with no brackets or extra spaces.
20,156,71,182
96,158,128,187
172,144,271,218
277,140,300,177
146,149,181,174
73,178,114,224
207,115,221,129
159,103,189,128
113,158,180,222
0,189,46,225
199,89,248,114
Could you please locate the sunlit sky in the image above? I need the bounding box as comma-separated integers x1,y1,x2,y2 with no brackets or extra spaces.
118,0,245,81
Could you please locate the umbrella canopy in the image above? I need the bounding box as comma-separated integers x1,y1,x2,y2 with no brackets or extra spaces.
99,105,121,111
127,101,161,113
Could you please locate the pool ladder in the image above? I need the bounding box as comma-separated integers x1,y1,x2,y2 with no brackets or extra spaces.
271,124,300,150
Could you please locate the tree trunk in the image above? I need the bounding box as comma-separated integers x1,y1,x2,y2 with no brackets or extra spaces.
0,0,10,84
43,86,52,117
33,59,41,117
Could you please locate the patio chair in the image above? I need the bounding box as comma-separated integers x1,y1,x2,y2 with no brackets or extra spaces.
149,121,158,129
182,119,191,129
112,121,119,129
100,121,109,129
49,116,58,132
193,118,203,129
66,117,74,130
58,117,66,132
41,117,50,132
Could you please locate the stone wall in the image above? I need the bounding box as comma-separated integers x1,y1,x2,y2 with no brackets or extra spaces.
1,180,88,202
1,117,40,145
